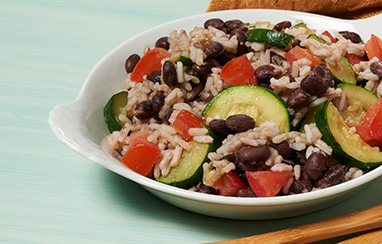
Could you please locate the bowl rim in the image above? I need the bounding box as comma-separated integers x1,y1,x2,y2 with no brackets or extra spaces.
49,8,382,208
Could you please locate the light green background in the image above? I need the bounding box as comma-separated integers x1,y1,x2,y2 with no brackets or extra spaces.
1,1,381,243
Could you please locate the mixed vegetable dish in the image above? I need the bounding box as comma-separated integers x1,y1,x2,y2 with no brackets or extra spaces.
102,18,382,197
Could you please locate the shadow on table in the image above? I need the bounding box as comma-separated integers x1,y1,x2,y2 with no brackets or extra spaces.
101,169,382,244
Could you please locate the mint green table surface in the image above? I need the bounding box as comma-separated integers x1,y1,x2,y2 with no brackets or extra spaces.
1,1,381,243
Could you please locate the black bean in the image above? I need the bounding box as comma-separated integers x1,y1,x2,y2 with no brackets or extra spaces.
235,145,270,164
225,19,247,33
316,164,346,188
273,21,292,32
151,91,165,112
147,70,162,83
294,150,307,165
292,39,301,48
225,114,256,133
237,162,259,171
161,60,177,86
230,28,247,55
221,154,236,163
230,28,246,43
209,119,231,138
204,18,225,30
287,90,311,109
125,54,140,73
300,75,328,96
236,187,256,197
304,152,327,181
255,65,277,83
189,182,218,194
276,141,293,159
291,171,312,193
370,61,382,77
312,64,334,87
271,53,285,66
282,159,296,166
216,51,237,66
135,100,155,120
192,59,214,77
165,108,173,123
155,36,170,50
339,31,363,43
204,42,224,58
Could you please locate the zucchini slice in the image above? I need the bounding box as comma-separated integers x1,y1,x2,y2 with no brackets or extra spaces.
202,85,291,133
104,91,128,133
337,83,378,127
291,22,314,35
315,100,382,169
246,28,294,49
327,55,357,84
155,126,220,189
299,106,319,133
307,34,329,44
172,55,193,66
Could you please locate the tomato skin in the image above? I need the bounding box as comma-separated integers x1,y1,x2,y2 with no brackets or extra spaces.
321,31,336,43
212,171,246,196
345,54,367,65
284,46,321,67
130,48,171,82
173,110,205,141
364,34,382,60
220,55,255,86
121,131,161,176
246,171,294,197
355,98,382,146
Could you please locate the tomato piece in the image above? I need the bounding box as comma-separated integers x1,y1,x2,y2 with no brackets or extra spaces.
321,31,336,43
212,171,246,196
284,46,321,67
121,131,161,176
249,74,258,85
345,54,368,65
246,171,293,197
355,98,382,146
173,110,205,141
220,55,255,86
130,48,171,82
364,34,382,60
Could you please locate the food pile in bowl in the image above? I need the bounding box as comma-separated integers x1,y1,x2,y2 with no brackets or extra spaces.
101,17,382,198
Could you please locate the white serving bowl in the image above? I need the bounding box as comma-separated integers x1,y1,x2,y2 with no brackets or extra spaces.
49,9,382,220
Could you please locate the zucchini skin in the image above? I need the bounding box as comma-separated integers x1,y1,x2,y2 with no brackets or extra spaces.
155,125,221,189
104,91,128,133
246,29,293,48
315,100,382,170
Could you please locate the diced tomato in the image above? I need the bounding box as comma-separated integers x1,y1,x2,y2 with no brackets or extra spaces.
284,46,321,67
173,110,205,141
128,131,151,148
121,131,161,176
364,34,382,61
246,171,294,197
345,54,368,65
321,31,336,43
220,55,255,86
249,75,258,85
212,171,246,196
130,48,171,82
355,98,382,146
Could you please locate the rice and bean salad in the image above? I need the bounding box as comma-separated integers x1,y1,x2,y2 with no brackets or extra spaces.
101,18,382,197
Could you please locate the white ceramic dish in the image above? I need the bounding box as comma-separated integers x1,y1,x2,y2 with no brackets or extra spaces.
48,9,382,220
